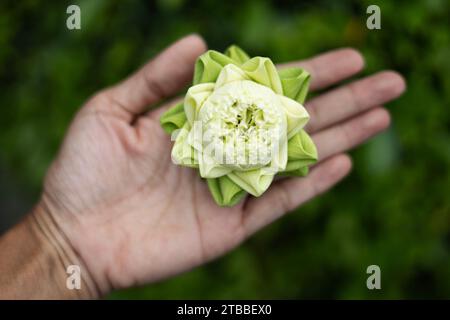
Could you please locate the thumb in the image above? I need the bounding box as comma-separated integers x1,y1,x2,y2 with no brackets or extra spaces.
106,34,207,116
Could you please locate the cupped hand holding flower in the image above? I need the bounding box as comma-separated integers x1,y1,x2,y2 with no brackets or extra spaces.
6,35,404,298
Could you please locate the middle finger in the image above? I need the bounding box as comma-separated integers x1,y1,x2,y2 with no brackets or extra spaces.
305,71,405,133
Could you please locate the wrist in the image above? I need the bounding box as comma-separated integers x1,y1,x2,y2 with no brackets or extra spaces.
0,204,99,299
30,201,102,299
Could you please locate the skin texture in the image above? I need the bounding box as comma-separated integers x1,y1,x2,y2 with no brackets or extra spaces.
0,34,406,298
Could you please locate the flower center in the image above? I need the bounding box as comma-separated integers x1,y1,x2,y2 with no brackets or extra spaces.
197,80,286,169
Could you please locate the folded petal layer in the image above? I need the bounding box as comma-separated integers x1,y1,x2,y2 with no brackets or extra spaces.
171,123,198,168
184,83,215,124
227,170,274,197
207,176,247,207
193,50,237,84
160,102,187,134
278,67,311,104
278,95,309,139
283,130,318,176
215,64,249,89
224,45,251,65
241,57,283,94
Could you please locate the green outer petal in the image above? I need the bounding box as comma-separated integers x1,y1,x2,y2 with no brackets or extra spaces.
227,170,274,197
287,130,317,160
159,102,187,134
241,57,283,94
283,130,317,176
224,45,251,65
207,176,247,207
278,67,311,104
193,50,237,84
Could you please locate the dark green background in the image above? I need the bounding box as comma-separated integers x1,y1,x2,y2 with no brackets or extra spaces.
0,0,449,299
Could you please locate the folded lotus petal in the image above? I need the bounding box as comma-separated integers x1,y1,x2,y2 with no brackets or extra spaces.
287,129,318,160
198,149,232,178
160,102,187,134
227,169,274,197
278,95,309,139
184,83,215,124
283,130,317,175
207,176,247,207
224,45,251,65
171,123,199,168
278,67,311,104
186,122,205,153
241,57,283,94
193,50,237,85
215,64,250,89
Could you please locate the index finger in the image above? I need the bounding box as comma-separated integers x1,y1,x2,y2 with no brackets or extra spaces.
278,48,365,91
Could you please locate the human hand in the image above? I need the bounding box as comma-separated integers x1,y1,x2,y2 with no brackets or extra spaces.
36,34,405,296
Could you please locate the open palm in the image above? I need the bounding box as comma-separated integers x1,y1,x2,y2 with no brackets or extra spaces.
39,35,405,295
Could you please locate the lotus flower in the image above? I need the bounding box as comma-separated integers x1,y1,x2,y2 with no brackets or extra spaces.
160,45,317,206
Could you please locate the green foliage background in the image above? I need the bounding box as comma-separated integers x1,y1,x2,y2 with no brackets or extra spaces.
0,0,449,298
